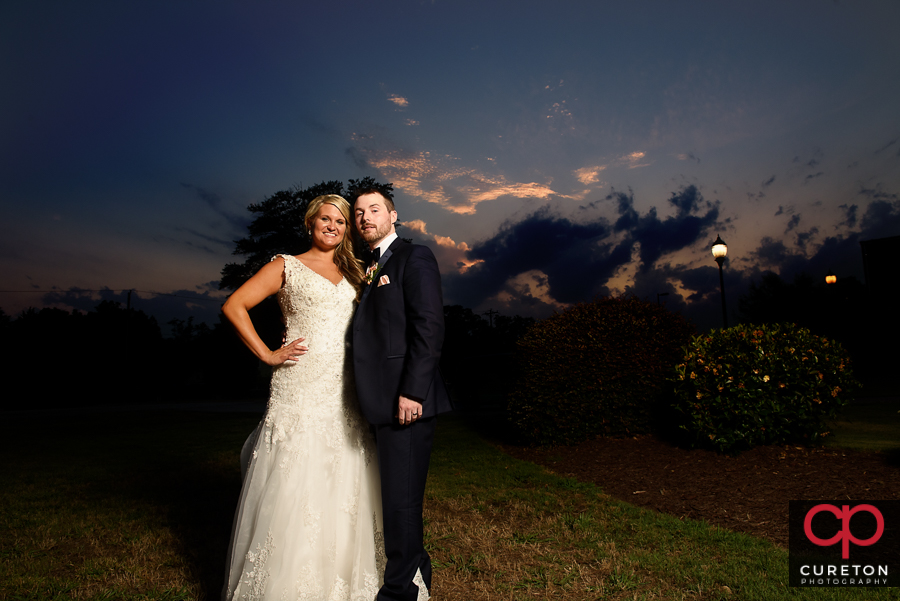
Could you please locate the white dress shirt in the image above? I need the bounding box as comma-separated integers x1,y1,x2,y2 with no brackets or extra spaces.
372,232,398,262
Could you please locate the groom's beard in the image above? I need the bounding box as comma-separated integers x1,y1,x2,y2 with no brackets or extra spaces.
358,221,393,246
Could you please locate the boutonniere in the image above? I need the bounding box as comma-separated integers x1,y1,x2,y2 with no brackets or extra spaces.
365,263,381,285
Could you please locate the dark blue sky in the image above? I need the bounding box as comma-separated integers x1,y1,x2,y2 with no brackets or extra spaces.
2,1,899,330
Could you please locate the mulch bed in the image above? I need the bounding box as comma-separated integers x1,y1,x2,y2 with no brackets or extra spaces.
502,435,900,548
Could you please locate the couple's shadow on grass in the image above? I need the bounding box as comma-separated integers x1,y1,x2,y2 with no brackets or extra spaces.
139,452,241,599
85,410,255,600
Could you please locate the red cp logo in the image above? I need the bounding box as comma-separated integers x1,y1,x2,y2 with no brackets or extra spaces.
804,504,884,559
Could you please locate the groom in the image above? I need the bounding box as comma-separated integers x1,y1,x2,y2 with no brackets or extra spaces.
352,187,453,601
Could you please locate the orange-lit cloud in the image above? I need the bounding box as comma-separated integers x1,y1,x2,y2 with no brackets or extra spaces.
400,217,475,274
404,219,429,235
457,257,483,273
351,137,568,214
388,94,409,109
573,165,607,185
462,181,559,205
433,235,458,248
620,151,651,169
490,269,569,311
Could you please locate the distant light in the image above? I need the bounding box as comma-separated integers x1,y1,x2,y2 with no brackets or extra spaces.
711,235,727,260
825,269,837,285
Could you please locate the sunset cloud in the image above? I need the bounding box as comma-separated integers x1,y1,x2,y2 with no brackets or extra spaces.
403,219,429,235
348,137,565,214
462,181,558,205
444,185,721,317
399,218,473,274
388,94,409,109
620,151,651,169
488,269,570,313
573,165,607,185
404,219,468,249
434,235,460,248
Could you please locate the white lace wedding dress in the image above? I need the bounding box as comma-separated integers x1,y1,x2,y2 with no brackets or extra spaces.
223,255,402,601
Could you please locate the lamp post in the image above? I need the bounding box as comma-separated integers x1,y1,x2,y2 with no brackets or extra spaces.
825,269,837,285
711,235,728,328
657,292,669,306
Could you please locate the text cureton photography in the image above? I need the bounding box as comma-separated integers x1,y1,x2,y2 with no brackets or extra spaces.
789,501,899,587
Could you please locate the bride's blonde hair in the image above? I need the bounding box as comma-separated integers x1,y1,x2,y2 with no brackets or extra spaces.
305,194,365,292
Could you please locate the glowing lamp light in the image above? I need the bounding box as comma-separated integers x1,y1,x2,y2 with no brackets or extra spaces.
711,235,728,328
825,269,837,285
711,235,727,262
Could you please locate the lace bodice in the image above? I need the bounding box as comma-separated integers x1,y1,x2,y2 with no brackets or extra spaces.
269,254,358,408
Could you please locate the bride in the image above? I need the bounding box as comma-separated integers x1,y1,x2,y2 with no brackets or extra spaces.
221,194,385,601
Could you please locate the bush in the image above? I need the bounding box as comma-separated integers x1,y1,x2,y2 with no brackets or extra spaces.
507,296,695,445
671,323,859,454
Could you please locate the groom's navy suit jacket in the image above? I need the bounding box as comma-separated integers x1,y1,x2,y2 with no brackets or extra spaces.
352,238,453,425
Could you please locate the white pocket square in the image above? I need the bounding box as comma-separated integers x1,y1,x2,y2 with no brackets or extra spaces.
377,275,391,287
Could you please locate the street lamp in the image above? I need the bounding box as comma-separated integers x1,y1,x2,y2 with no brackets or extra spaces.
825,269,837,285
711,235,728,328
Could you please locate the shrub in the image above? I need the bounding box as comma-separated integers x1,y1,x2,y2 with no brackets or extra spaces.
507,296,695,445
671,323,859,454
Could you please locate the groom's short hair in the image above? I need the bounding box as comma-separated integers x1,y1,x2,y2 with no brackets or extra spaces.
353,187,395,213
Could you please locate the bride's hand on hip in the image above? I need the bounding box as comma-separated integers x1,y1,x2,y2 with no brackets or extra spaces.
266,337,307,365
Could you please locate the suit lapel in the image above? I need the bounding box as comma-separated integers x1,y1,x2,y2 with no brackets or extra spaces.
359,238,402,306
377,246,394,270
359,271,375,305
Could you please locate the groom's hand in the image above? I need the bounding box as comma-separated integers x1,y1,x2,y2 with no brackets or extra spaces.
397,395,423,425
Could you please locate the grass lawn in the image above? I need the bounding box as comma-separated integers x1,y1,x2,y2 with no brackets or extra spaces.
825,401,900,453
1,408,897,600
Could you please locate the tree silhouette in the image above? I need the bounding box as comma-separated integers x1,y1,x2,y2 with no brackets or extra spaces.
0,301,272,409
738,272,818,326
440,305,535,417
220,177,393,290
0,302,167,408
737,271,886,381
738,272,866,336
